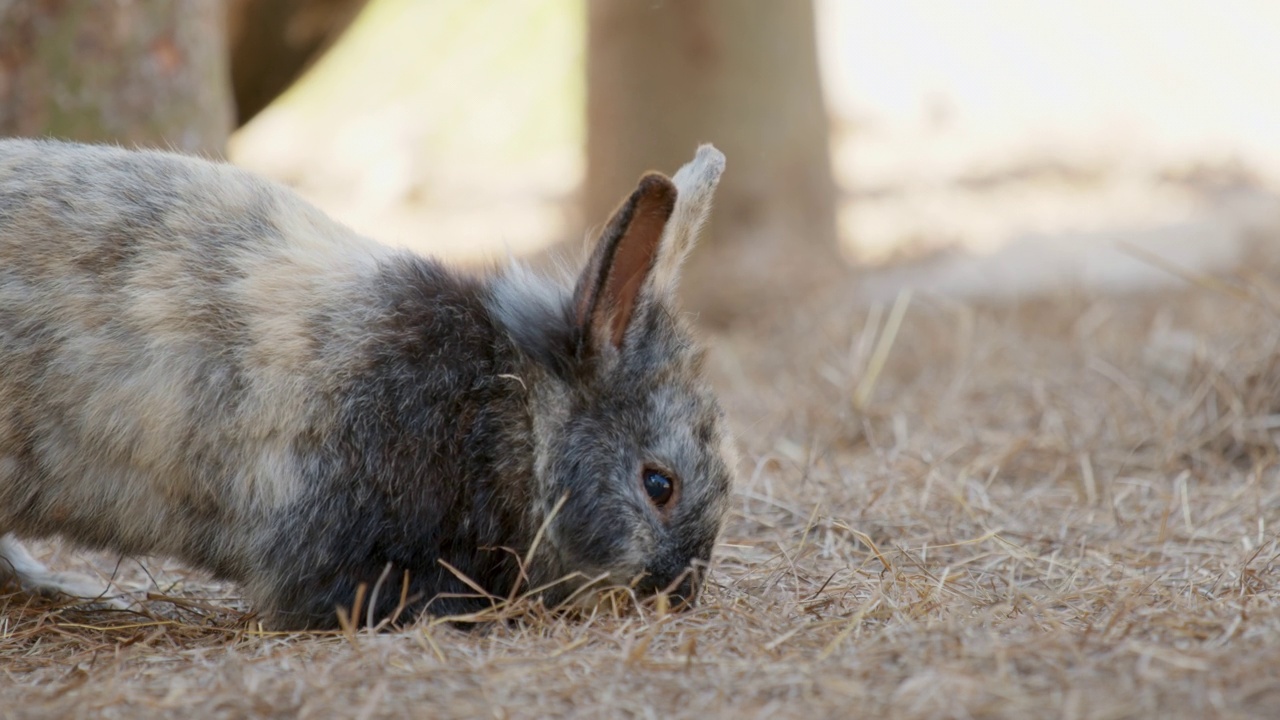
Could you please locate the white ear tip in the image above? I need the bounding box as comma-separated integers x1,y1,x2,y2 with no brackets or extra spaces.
674,144,725,195
693,144,725,174
691,144,725,180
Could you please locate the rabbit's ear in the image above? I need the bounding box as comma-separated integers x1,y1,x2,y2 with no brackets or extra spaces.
574,173,678,350
649,144,725,297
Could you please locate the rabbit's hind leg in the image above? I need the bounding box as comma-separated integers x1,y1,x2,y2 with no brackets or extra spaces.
0,534,129,610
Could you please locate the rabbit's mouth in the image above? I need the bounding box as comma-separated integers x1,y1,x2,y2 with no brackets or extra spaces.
632,563,705,609
536,561,705,614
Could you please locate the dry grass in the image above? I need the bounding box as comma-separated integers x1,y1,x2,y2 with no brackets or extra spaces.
6,245,1280,719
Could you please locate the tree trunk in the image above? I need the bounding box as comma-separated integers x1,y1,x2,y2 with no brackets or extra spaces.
586,0,841,323
0,0,233,156
226,0,369,126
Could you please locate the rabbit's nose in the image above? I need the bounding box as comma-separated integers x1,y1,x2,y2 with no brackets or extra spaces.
667,573,699,610
645,566,706,604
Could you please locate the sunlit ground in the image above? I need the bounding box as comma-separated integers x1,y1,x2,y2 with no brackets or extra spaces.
230,0,1280,295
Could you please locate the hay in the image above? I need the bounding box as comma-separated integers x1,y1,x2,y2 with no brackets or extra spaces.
5,244,1280,719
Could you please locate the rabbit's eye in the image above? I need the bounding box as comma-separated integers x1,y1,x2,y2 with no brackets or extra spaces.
642,468,676,508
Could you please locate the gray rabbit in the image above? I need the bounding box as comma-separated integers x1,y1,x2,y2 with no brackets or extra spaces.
0,139,734,629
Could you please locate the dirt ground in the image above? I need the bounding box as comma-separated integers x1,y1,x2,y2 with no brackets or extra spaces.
4,240,1280,719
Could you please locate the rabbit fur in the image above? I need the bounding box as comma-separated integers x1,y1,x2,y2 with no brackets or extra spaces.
0,139,734,629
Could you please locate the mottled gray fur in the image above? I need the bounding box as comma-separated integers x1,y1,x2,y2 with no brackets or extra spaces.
0,139,733,629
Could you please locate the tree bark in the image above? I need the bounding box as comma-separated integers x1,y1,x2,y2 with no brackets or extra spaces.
586,0,841,322
0,0,233,156
226,0,369,126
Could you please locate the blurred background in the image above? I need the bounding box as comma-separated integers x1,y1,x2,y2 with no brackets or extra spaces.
3,0,1279,320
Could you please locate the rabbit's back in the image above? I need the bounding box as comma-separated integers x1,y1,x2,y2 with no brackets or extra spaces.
0,140,391,575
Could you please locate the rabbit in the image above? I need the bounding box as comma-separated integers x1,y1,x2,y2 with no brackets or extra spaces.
0,138,734,629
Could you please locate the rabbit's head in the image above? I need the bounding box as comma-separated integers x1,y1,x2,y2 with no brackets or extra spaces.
495,146,734,607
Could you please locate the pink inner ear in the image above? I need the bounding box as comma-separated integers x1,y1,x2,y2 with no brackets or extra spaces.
602,174,677,347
